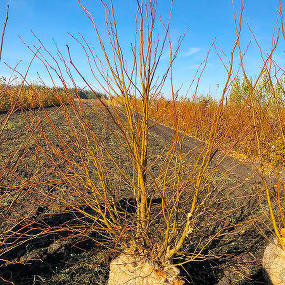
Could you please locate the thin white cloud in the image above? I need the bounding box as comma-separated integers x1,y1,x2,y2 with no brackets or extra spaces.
185,64,200,70
183,47,201,57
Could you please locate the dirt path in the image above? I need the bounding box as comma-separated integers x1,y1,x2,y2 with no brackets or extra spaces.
150,121,285,185
85,98,284,185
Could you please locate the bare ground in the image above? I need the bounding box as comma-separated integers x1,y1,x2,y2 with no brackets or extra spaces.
0,101,283,284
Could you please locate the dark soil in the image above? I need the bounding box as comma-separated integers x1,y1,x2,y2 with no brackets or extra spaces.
0,101,282,284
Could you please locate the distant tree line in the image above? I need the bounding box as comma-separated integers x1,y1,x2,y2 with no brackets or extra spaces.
75,88,107,100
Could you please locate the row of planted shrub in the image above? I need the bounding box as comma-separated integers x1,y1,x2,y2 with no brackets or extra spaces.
0,83,108,113
147,95,285,168
0,84,71,112
127,83,281,169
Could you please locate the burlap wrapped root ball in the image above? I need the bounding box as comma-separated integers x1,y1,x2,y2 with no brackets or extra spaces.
263,238,285,285
108,251,184,285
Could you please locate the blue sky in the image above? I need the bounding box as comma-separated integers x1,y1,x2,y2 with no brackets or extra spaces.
0,0,284,99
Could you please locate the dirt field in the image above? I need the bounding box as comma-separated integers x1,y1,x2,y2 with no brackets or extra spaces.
0,102,281,284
